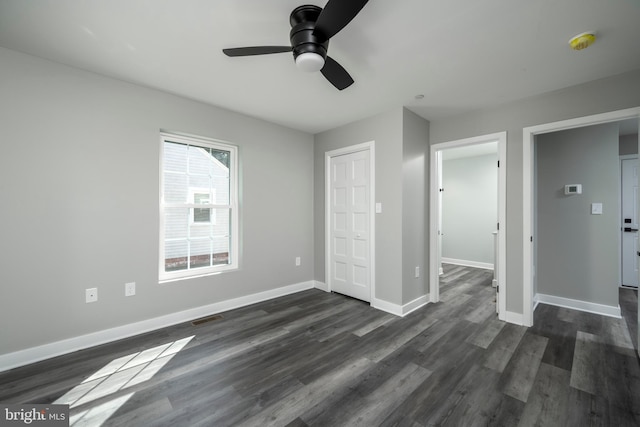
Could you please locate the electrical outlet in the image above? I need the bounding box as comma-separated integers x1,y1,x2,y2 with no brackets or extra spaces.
86,288,98,303
295,257,301,266
415,266,420,278
125,282,136,297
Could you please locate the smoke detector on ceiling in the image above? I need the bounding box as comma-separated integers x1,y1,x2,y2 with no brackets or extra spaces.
569,32,596,51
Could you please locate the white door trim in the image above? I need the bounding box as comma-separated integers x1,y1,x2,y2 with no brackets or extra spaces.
325,141,376,303
522,106,640,327
429,131,507,320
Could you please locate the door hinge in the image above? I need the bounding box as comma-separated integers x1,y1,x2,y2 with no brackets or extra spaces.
530,236,533,242
496,285,499,293
497,160,500,167
497,222,499,230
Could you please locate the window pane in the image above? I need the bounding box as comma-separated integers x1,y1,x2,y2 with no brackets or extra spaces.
212,175,230,205
211,208,229,238
212,235,230,265
188,146,211,176
211,148,230,168
164,142,187,173
212,209,231,265
189,215,213,238
165,207,189,240
164,173,188,203
165,240,188,272
189,239,212,269
188,175,210,192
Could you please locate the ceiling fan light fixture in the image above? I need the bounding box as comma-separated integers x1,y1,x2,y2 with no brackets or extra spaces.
295,52,325,72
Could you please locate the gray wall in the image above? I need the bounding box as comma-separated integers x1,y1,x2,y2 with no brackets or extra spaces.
0,47,314,355
429,69,640,314
402,110,430,304
620,133,639,155
536,124,620,306
313,108,429,306
442,154,497,264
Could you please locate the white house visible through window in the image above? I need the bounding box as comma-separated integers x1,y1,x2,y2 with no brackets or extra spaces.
160,132,238,281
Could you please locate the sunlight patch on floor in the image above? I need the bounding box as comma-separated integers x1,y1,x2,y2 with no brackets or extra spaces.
54,335,194,426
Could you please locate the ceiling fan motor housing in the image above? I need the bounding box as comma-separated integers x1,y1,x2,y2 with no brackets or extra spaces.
289,5,328,60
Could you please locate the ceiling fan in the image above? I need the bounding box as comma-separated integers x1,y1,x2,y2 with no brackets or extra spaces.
222,1,369,90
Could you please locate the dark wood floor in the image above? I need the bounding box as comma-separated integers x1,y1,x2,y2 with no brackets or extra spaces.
1,264,638,426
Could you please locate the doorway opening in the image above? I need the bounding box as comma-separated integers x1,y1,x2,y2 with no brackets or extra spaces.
429,132,507,320
523,107,640,327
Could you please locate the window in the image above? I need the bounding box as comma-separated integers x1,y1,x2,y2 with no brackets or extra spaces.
160,132,238,281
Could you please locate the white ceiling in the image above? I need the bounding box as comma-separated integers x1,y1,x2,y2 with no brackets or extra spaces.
1,0,639,134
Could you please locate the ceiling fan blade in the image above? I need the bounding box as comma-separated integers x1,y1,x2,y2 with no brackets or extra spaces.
222,46,292,57
313,0,369,40
321,56,354,90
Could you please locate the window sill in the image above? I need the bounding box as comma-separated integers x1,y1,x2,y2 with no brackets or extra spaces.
159,266,238,284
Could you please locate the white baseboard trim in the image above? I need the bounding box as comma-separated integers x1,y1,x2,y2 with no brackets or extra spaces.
505,310,525,326
533,298,541,313
402,295,430,316
535,293,622,319
0,280,316,373
441,257,494,270
371,298,403,316
314,281,329,292
371,294,430,317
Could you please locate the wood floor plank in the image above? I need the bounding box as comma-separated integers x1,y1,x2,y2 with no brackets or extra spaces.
302,362,431,426
498,332,548,402
362,314,439,363
483,323,528,373
557,308,603,335
236,357,375,427
619,288,638,352
517,363,571,426
388,349,485,425
564,387,607,427
570,331,604,395
601,349,640,426
104,396,174,427
421,363,500,426
600,315,635,357
466,316,506,349
352,312,396,337
338,363,431,427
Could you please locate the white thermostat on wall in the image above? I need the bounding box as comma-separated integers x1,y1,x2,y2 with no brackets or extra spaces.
564,184,582,195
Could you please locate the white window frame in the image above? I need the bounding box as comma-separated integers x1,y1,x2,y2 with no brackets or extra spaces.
159,132,239,282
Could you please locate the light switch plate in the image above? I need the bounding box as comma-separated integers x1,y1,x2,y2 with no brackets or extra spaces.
375,203,382,214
